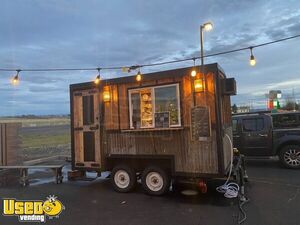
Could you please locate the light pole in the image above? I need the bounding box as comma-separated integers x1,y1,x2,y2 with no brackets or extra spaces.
200,22,213,68
199,22,213,107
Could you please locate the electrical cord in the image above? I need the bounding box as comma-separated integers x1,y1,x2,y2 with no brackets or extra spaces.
216,134,239,198
238,196,250,224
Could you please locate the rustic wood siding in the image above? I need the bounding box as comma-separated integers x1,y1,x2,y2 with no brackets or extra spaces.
103,128,218,174
0,123,22,166
101,71,220,174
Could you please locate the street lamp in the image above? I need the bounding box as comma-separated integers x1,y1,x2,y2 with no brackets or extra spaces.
200,22,213,66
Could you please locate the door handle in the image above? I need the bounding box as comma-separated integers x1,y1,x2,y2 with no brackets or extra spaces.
233,135,240,138
259,134,268,137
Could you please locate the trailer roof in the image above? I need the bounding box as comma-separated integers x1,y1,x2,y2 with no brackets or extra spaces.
70,63,223,89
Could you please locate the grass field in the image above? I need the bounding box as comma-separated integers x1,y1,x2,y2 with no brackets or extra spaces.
0,117,70,127
21,131,70,148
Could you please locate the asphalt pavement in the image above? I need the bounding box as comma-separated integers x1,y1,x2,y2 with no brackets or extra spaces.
0,159,299,225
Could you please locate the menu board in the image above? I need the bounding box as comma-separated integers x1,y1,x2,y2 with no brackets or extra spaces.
191,106,211,141
155,112,170,128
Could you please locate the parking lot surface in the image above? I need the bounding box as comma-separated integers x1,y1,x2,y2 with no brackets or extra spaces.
0,159,299,225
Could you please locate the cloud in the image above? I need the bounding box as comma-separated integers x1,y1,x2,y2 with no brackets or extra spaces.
0,0,300,115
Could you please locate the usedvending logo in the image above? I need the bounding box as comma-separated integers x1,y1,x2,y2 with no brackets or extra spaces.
2,195,65,222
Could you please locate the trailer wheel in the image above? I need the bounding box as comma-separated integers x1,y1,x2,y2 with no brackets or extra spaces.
111,165,136,193
279,145,300,169
141,166,170,196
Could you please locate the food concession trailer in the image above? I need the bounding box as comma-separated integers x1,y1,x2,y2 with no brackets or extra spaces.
68,63,238,195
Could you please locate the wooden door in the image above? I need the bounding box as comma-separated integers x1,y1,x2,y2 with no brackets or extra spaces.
73,88,101,168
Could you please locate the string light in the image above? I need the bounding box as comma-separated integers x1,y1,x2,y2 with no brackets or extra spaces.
249,47,256,66
11,70,20,86
94,68,101,84
191,58,197,77
136,68,142,82
1,33,300,85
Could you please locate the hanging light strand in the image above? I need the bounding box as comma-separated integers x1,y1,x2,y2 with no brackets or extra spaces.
1,33,300,74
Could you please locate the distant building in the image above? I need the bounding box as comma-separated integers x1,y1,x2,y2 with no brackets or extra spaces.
235,106,250,113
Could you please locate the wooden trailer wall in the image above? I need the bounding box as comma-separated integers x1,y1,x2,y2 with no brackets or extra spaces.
101,67,222,175
70,64,235,176
0,123,22,166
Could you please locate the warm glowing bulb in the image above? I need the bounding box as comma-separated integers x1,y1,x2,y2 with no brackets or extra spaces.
203,22,213,31
136,72,142,82
11,74,19,86
250,55,256,66
94,75,100,84
12,78,19,85
103,90,111,102
191,70,197,77
194,79,204,92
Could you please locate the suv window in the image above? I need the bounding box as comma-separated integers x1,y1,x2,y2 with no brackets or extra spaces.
242,118,264,132
272,113,300,129
232,119,238,133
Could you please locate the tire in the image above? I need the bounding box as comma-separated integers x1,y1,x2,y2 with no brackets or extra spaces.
111,164,136,193
141,166,170,196
279,145,300,169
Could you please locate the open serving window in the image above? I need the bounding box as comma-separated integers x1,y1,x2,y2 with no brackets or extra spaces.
129,83,181,129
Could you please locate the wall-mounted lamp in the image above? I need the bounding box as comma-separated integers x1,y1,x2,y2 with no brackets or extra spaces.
194,79,204,92
103,89,111,102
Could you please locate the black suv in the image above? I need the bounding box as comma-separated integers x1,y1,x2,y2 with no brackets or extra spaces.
232,112,300,169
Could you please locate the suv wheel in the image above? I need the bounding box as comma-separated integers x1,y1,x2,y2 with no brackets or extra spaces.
279,145,300,169
111,164,136,192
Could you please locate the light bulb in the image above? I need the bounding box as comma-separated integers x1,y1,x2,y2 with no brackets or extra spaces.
191,70,197,77
250,55,256,66
94,75,100,84
11,71,20,86
203,22,213,31
136,71,142,82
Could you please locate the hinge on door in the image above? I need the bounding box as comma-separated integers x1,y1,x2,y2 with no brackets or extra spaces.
89,125,99,130
88,89,98,94
74,127,83,131
74,93,83,96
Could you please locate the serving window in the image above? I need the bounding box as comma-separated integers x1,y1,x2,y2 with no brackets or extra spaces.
129,84,181,129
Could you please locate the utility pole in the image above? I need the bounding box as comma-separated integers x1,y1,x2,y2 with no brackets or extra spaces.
293,88,296,111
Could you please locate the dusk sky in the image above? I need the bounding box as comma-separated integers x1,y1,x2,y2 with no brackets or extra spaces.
0,0,300,116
